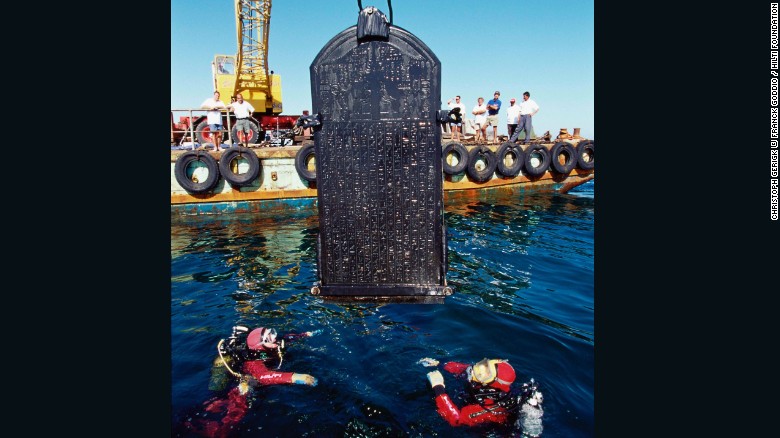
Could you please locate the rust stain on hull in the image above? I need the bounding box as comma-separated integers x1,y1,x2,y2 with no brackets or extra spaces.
171,171,593,205
559,173,595,194
171,187,318,205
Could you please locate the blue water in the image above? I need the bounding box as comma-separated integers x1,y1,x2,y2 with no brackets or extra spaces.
171,180,594,437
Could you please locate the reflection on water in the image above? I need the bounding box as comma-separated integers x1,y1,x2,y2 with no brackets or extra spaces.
171,180,593,437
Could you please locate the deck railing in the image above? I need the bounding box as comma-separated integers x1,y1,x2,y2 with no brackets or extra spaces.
170,108,234,149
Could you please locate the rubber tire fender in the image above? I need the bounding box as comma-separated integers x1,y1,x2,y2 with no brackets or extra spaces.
295,144,317,182
442,142,469,175
576,140,595,170
466,145,498,183
495,142,524,177
549,142,578,175
174,151,220,194
218,146,261,187
522,144,551,177
231,119,261,145
195,119,225,146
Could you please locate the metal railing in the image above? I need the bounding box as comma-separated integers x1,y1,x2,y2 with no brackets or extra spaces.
171,108,234,149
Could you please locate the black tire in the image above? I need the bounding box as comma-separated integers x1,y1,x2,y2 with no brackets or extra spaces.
549,142,578,175
466,146,497,183
231,119,261,145
495,142,524,177
523,144,551,177
295,144,317,182
195,119,225,146
576,140,595,170
174,151,220,194
442,142,468,175
218,146,261,187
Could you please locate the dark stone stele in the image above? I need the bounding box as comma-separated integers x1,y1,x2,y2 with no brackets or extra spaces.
309,7,450,297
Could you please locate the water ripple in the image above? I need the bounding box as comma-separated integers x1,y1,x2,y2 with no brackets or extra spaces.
172,182,593,437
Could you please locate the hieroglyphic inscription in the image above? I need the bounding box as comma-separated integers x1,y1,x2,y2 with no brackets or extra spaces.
312,27,443,291
315,43,434,122
318,120,440,284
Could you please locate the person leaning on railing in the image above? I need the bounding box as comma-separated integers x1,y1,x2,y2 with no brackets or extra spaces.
201,90,227,151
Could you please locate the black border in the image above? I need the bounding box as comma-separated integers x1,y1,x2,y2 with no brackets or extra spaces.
56,5,174,435
597,2,774,436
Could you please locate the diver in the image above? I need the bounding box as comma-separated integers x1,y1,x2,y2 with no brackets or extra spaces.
181,325,321,437
423,357,544,436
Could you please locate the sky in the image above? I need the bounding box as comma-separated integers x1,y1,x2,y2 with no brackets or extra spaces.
171,0,594,138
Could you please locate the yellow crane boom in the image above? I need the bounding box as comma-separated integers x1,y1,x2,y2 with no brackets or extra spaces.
213,0,282,114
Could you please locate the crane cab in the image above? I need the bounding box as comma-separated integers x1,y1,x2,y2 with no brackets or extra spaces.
212,54,237,104
211,54,283,115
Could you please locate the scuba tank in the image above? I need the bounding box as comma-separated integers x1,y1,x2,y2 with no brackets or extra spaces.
208,326,250,391
208,355,233,391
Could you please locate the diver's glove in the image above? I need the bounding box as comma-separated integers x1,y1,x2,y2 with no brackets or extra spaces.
305,329,323,337
292,373,318,386
427,370,445,395
418,357,439,367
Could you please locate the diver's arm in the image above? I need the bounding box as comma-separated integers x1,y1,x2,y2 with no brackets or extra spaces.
427,370,463,426
443,362,470,376
249,368,313,386
282,329,322,344
434,392,464,426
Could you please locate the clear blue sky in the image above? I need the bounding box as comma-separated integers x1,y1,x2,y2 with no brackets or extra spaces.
171,0,594,138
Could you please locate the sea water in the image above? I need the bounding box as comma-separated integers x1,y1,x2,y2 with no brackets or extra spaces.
171,180,594,437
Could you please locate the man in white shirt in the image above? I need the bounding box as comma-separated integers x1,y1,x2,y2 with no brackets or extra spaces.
505,98,521,140
227,93,256,147
446,96,467,141
509,91,540,144
200,91,227,151
472,97,488,143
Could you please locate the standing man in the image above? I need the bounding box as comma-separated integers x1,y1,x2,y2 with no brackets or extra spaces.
200,90,227,151
227,93,255,147
505,98,521,140
472,97,488,143
510,91,540,144
447,96,467,141
486,91,502,144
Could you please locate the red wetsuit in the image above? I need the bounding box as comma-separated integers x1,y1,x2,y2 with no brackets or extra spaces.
183,332,313,437
433,361,516,427
242,359,295,384
184,386,249,438
238,332,311,384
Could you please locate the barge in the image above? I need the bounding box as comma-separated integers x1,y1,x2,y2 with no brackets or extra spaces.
170,136,594,216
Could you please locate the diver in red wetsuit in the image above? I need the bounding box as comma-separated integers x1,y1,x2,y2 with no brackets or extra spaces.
239,326,319,386
182,325,320,437
425,358,544,436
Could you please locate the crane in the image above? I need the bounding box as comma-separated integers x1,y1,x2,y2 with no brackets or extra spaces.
173,0,300,147
213,0,280,115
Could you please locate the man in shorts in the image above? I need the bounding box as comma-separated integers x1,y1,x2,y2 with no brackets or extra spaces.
486,91,502,144
200,90,227,151
447,96,467,141
472,97,488,143
227,93,256,148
